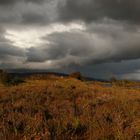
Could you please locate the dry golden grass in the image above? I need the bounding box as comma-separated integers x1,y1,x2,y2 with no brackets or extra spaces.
0,75,140,140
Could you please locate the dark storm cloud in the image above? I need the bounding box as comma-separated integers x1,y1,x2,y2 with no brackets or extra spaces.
0,28,26,69
22,12,46,24
59,0,140,23
26,44,68,62
0,0,140,79
67,59,140,80
0,43,24,58
0,0,45,5
26,20,140,75
1,0,140,25
26,32,93,63
0,27,25,69
0,0,57,25
0,0,18,5
25,0,45,4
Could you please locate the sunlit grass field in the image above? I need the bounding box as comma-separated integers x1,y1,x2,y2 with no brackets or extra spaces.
0,75,140,140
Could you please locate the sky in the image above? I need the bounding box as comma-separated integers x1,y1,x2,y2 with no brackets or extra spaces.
0,0,140,80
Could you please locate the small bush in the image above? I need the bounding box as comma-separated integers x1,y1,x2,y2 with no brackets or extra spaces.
110,76,117,83
9,76,24,85
0,70,23,86
69,72,84,80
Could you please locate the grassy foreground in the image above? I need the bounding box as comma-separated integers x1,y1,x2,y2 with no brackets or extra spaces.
0,75,140,140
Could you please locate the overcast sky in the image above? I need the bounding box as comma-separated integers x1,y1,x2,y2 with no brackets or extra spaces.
0,0,140,80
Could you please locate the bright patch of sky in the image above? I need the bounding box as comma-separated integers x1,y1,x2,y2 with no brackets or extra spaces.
5,23,85,48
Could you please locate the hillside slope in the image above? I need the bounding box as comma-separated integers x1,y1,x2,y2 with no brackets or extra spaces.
0,76,140,140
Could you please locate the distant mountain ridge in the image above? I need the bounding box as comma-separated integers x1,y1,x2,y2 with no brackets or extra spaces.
6,69,108,82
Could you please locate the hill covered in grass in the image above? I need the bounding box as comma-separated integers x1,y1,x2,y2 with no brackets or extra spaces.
0,74,140,140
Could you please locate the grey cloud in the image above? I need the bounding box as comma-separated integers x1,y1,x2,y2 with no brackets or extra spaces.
0,0,57,25
26,47,49,62
0,0,45,5
68,59,140,80
22,12,47,24
0,27,25,63
58,0,140,23
0,0,140,80
0,44,24,58
25,0,45,4
0,56,26,69
26,32,94,63
26,44,68,62
26,21,140,66
0,0,18,5
0,28,26,69
1,0,140,26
